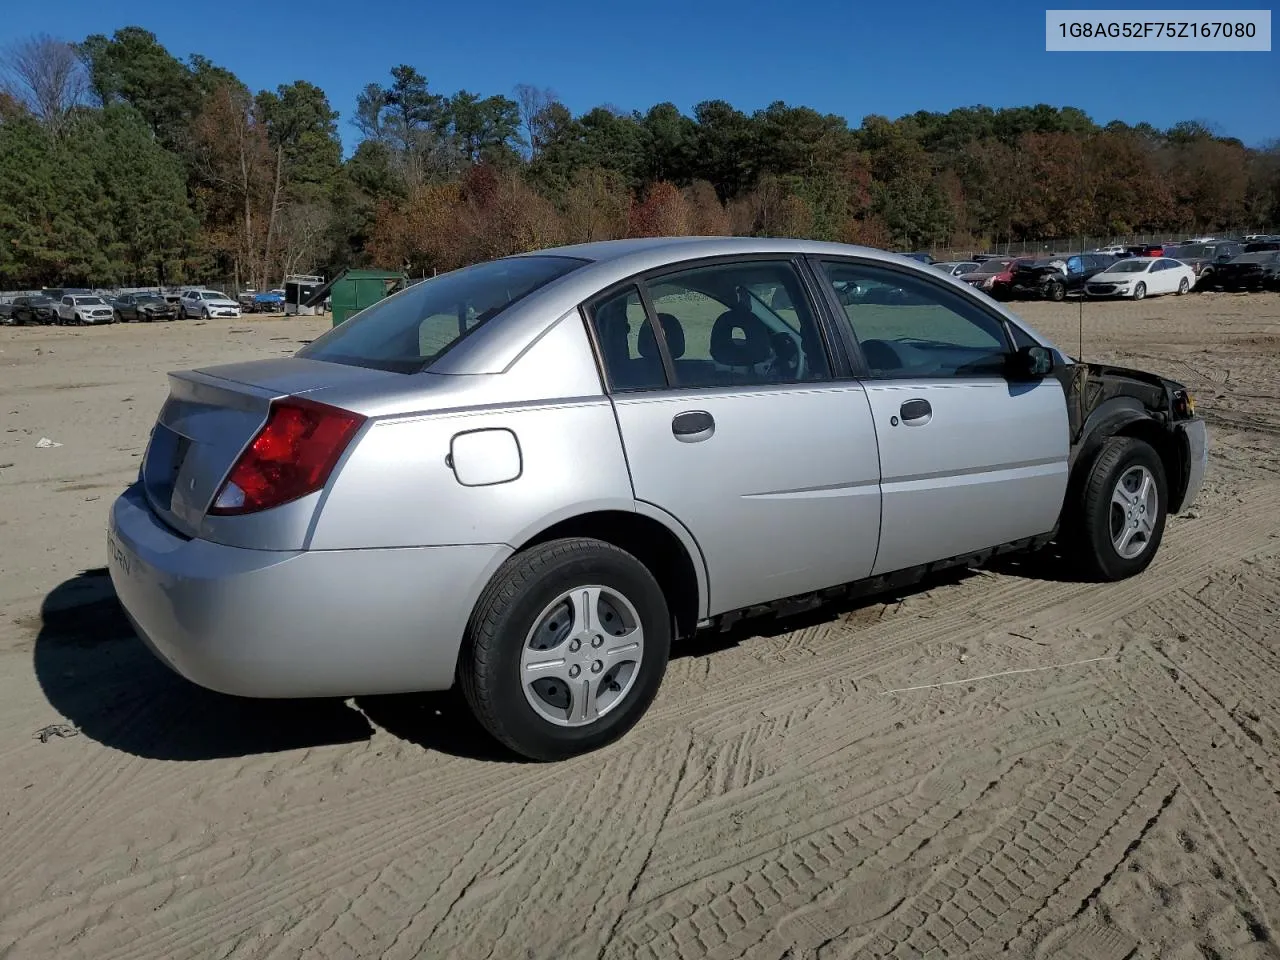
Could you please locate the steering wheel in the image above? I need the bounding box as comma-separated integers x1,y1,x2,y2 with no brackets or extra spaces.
765,331,804,380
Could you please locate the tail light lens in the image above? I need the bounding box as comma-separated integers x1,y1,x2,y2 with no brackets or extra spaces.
209,397,366,516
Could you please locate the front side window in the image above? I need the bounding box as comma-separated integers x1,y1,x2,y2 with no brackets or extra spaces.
819,261,1011,379
640,259,831,388
299,255,585,373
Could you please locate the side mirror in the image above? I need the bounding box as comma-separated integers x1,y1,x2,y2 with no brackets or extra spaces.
1009,344,1054,379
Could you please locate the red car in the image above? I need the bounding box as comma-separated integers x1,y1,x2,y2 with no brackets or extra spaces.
958,257,1033,299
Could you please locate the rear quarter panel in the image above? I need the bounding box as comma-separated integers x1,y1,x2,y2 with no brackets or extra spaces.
308,399,635,549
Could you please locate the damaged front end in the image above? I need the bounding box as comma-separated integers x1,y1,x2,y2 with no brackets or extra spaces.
1057,360,1207,514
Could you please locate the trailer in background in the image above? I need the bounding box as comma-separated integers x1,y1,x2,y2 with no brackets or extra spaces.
283,275,326,316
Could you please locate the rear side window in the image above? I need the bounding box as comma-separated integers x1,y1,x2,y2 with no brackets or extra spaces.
587,286,667,391
643,260,832,388
299,255,586,373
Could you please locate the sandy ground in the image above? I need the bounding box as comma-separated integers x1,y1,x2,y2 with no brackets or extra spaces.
1,292,1279,960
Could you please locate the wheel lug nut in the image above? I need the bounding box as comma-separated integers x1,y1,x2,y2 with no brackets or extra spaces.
569,665,581,678
591,635,603,648
591,660,603,673
568,639,581,652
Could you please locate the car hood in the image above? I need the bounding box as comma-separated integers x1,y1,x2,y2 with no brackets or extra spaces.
200,299,239,308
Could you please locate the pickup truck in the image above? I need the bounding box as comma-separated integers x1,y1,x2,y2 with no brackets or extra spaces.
107,237,1209,760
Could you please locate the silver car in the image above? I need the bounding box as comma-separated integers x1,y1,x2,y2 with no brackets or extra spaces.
107,238,1208,760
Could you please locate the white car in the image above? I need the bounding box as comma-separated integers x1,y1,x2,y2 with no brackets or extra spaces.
58,294,115,325
179,289,242,320
1092,245,1129,257
933,260,981,277
1084,257,1196,300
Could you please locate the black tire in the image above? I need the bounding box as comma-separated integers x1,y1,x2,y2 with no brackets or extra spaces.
1047,281,1066,302
1133,282,1146,301
1068,436,1168,582
1177,278,1189,295
459,537,671,761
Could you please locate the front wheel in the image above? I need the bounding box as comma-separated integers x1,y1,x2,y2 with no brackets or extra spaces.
1177,278,1189,295
1046,281,1066,302
459,538,671,761
1132,282,1146,301
1069,436,1168,582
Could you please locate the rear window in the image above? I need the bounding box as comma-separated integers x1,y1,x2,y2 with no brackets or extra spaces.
298,255,586,373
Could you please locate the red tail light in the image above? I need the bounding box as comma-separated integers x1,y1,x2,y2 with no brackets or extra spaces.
209,397,366,516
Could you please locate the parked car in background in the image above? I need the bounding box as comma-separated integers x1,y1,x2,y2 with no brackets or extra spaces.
1092,245,1129,257
0,301,13,325
902,252,935,264
1163,241,1243,289
933,260,981,277
179,289,242,320
1215,251,1280,291
958,257,1032,299
1125,244,1166,258
114,293,179,322
9,296,60,325
1008,253,1119,300
106,237,1207,760
1244,240,1280,253
58,294,115,325
1085,257,1195,300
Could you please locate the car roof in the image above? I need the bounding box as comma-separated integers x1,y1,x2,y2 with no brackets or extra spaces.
420,237,1063,376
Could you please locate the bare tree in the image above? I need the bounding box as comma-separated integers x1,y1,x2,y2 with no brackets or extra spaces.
0,34,87,133
276,203,330,280
513,83,556,158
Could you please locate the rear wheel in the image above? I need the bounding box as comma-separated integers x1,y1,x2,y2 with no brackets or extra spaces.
1069,436,1167,582
459,537,671,761
1046,280,1066,302
1177,277,1189,295
1133,282,1146,301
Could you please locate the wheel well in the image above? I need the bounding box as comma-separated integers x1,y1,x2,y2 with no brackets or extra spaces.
521,511,702,640
1115,418,1187,511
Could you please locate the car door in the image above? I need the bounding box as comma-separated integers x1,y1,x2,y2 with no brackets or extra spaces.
813,257,1069,576
586,257,882,616
59,296,73,322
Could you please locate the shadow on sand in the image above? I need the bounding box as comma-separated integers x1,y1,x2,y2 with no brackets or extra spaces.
34,555,1070,762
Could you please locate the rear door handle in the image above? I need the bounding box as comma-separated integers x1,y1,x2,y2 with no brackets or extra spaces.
672,410,715,443
899,398,932,426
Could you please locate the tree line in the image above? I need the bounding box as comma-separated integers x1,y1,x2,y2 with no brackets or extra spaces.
1,27,1277,290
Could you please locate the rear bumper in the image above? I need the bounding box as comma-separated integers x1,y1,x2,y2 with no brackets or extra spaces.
107,484,512,698
1174,418,1208,513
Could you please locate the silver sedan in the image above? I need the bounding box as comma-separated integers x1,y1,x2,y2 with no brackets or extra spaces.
108,237,1206,760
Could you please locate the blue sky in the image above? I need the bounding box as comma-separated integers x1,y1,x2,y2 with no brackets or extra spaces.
4,0,1276,153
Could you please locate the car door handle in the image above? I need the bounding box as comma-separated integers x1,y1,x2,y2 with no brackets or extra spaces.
672,410,715,443
899,398,932,426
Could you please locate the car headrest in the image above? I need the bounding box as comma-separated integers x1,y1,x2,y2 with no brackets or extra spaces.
638,312,686,359
710,308,772,367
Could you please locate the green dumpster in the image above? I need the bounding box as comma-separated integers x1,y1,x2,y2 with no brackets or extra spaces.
308,269,407,327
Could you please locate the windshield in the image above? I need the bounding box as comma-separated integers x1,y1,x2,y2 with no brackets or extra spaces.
974,260,1011,274
201,291,229,300
138,295,164,303
74,296,107,305
30,297,54,306
298,255,586,373
1109,260,1151,273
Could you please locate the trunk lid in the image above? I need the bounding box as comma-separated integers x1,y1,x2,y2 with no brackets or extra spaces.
141,358,404,538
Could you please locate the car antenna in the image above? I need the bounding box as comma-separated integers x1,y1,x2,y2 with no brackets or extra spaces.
1078,236,1085,362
